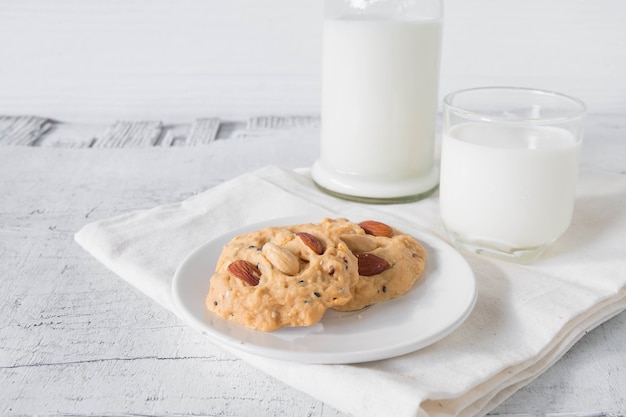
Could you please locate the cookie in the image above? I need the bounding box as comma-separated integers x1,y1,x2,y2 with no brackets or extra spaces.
332,220,427,312
206,220,359,331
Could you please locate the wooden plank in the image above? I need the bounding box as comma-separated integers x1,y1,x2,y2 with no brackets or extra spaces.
184,118,220,146
0,116,52,146
91,121,163,148
247,115,320,131
231,116,320,139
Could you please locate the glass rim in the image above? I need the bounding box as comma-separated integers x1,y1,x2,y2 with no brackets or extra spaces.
443,86,587,124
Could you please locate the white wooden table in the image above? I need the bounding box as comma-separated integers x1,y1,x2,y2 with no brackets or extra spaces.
1,113,625,416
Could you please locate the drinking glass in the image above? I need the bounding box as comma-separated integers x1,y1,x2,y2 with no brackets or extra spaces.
439,87,586,263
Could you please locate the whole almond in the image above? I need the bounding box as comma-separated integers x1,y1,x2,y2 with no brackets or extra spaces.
339,234,377,253
355,253,391,276
262,242,300,275
227,260,261,286
296,232,325,255
358,220,394,238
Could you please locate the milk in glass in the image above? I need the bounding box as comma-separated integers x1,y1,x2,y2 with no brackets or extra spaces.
440,123,582,250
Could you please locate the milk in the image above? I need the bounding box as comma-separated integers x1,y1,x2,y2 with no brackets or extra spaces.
312,16,442,200
439,123,582,250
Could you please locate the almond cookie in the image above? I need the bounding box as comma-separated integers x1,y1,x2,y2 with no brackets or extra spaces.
333,220,427,312
206,221,359,331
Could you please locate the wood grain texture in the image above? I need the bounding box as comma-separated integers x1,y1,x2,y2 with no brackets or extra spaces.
1,114,625,416
0,116,52,146
0,136,331,416
0,0,624,123
0,116,322,148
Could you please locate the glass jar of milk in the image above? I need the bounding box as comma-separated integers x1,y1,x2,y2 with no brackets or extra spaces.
311,0,443,203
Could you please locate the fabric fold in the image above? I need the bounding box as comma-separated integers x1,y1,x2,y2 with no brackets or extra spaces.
75,165,626,417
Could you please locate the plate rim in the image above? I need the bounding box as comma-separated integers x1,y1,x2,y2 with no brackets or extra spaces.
171,215,477,364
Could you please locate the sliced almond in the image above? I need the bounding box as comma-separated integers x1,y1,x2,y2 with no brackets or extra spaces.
296,232,325,255
339,234,377,253
262,242,300,275
358,220,394,238
227,260,261,286
355,253,390,276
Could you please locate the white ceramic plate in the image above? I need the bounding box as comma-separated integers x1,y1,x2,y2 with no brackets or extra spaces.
171,216,477,364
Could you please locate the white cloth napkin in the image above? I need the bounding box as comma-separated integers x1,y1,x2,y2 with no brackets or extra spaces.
75,165,626,417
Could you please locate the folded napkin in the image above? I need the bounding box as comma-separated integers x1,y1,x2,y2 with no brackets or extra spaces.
75,165,626,417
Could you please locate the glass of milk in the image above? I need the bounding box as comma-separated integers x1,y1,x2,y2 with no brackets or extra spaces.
439,87,586,263
311,0,443,203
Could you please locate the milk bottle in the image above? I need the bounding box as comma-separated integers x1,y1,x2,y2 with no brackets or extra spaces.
311,0,443,202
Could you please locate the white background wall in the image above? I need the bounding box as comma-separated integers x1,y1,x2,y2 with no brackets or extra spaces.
1,0,624,123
